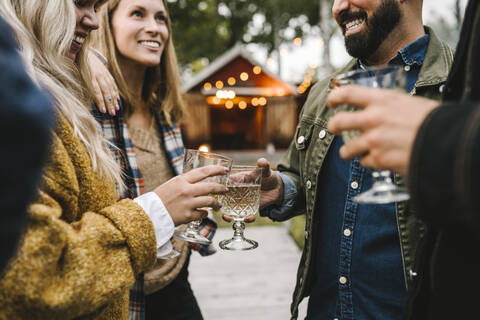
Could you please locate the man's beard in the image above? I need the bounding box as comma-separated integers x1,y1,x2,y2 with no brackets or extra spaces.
340,0,402,60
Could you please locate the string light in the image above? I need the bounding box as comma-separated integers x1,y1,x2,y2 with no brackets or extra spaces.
227,77,236,86
240,72,249,81
225,101,234,109
215,80,224,89
238,101,247,109
215,90,236,99
253,66,262,74
203,82,212,90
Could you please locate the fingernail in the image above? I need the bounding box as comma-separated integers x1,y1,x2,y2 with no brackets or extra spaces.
115,103,120,111
101,107,106,113
111,109,116,116
225,187,229,192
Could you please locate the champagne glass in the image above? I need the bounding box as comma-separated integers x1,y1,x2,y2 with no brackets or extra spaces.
219,165,262,251
330,65,409,204
174,149,232,244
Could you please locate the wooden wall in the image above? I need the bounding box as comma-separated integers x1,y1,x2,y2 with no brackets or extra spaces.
182,93,298,149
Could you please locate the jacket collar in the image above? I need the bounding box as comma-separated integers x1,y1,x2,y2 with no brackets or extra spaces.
415,26,454,88
332,26,453,89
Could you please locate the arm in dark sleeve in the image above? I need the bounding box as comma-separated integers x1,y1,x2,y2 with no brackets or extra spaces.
0,17,54,272
408,101,480,231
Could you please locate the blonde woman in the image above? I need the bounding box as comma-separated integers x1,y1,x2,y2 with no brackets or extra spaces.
89,0,214,318
0,0,226,319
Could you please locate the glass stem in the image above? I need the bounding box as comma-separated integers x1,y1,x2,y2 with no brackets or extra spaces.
232,220,246,241
187,219,201,232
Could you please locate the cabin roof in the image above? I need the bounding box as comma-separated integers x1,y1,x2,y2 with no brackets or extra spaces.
182,44,297,96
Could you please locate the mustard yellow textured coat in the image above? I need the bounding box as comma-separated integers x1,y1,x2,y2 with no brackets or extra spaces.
0,116,157,319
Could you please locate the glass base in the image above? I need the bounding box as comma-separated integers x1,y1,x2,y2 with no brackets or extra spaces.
174,230,211,245
219,238,258,251
353,182,410,204
158,249,181,260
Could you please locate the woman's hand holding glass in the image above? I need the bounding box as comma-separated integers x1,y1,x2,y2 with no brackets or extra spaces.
153,165,229,226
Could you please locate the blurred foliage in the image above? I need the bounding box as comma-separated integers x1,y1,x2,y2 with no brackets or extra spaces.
213,210,283,228
166,0,322,68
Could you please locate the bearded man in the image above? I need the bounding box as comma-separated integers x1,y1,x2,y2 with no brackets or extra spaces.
256,0,454,319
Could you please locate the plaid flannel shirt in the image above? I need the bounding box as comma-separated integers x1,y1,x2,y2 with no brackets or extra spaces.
93,104,217,320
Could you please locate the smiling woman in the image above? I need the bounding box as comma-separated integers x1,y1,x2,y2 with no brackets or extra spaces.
90,1,207,319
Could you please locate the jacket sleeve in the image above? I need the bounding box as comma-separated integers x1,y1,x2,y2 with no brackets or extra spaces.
0,139,157,318
408,101,480,231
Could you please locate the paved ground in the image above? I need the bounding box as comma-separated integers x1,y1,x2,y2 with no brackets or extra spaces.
189,226,308,320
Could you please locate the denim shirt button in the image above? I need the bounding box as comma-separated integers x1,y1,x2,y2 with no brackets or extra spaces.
350,181,359,189
305,231,309,239
344,228,352,237
297,135,305,144
339,276,347,284
319,130,327,139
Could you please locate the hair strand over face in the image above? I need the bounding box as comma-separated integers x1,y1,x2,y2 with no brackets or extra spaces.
0,0,124,190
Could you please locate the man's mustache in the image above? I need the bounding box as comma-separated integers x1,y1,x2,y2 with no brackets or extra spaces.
337,10,368,33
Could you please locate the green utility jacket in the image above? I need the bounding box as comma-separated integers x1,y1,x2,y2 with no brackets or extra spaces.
274,27,454,319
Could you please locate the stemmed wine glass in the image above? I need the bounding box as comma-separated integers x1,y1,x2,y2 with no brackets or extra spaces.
330,65,408,204
219,165,262,251
174,149,232,244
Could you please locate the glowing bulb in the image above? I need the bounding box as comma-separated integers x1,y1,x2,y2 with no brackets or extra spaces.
227,77,236,86
240,72,249,81
258,97,267,106
253,66,262,74
251,98,259,106
199,145,209,152
238,101,247,109
293,37,302,46
203,82,212,90
215,81,224,89
225,101,234,109
213,97,221,104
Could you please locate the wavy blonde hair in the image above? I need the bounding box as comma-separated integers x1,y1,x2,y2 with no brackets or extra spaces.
91,0,185,125
0,0,124,188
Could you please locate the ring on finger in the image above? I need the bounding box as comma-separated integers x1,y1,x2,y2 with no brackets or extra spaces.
106,96,113,103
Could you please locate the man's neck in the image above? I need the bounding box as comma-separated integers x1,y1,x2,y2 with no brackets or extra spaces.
363,24,426,66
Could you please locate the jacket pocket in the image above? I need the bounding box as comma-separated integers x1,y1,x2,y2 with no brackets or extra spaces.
294,122,314,151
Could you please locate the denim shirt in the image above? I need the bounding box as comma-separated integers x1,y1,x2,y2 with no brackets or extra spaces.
264,34,430,320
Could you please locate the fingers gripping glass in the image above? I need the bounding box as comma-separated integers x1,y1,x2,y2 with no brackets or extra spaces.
330,65,409,204
174,149,232,245
219,166,263,251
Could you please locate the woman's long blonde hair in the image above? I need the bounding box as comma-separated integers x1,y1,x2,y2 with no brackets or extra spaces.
0,0,123,188
91,0,186,125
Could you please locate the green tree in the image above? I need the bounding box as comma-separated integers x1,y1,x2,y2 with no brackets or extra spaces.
167,0,327,73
